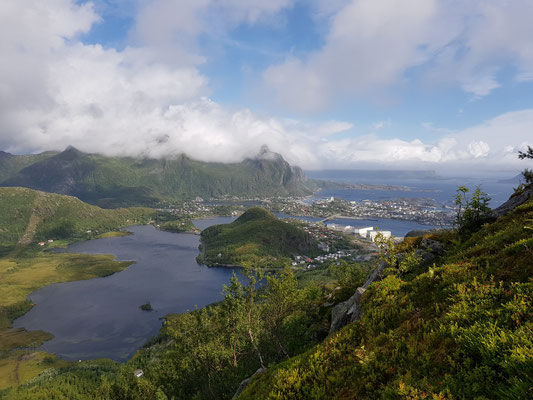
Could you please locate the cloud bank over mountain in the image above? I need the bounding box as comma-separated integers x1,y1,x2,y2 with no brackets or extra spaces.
0,0,530,173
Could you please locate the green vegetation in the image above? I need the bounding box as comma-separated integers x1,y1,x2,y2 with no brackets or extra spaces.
1,147,312,207
0,187,155,256
238,197,533,399
454,186,491,236
0,351,69,391
1,183,531,399
158,219,196,233
198,207,319,267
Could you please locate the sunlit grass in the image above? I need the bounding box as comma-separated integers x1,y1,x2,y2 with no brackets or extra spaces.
0,351,69,390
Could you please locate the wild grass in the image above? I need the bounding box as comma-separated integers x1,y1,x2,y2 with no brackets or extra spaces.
0,351,69,391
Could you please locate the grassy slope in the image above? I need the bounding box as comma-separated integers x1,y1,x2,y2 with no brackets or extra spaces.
199,207,319,266
0,152,56,183
238,199,533,399
0,187,154,255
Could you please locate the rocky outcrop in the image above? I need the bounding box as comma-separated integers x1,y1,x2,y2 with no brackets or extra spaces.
329,261,386,334
232,367,266,399
415,238,445,264
329,287,366,334
491,185,533,218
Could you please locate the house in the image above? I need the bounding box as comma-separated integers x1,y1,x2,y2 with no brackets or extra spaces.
133,369,144,378
38,242,45,246
318,242,330,252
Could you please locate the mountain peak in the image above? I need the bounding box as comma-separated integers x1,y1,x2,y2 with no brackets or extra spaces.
63,145,83,154
255,145,284,162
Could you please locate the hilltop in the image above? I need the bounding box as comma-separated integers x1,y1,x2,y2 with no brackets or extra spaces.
198,207,319,266
0,146,313,207
0,187,155,256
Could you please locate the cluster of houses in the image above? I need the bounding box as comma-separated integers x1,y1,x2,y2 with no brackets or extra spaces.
292,251,353,270
325,223,392,242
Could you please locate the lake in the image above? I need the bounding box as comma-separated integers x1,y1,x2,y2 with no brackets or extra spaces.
13,223,239,362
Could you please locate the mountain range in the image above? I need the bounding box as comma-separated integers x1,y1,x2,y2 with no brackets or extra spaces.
0,146,312,207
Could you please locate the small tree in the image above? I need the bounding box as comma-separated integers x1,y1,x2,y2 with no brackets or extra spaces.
517,145,533,187
455,186,491,235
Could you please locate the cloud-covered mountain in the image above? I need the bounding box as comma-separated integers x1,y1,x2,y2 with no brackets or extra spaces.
0,146,312,207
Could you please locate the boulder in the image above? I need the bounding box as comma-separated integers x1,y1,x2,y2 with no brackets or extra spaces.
329,287,366,334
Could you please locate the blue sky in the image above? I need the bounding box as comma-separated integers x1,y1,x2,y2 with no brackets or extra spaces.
1,0,532,173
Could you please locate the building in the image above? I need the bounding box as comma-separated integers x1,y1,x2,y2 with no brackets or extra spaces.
133,369,144,378
357,227,374,238
318,242,330,252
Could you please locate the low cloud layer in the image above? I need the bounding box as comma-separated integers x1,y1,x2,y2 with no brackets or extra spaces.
0,0,530,174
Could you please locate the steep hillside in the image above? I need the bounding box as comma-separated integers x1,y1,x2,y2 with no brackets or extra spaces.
199,207,319,266
0,187,155,255
238,196,533,399
1,146,312,207
0,151,56,182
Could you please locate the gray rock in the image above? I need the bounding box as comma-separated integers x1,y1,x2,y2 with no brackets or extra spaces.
328,261,387,334
491,185,533,218
420,238,444,255
329,287,366,334
415,248,436,263
232,367,266,399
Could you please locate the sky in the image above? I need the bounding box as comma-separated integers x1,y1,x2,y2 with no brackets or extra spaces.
0,0,532,175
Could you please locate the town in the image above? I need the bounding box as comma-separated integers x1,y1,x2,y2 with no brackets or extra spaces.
159,194,456,227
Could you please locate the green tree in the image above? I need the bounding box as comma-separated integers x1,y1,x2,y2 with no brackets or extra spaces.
261,267,302,358
517,145,533,187
455,186,491,236
240,264,266,369
221,273,247,368
329,260,367,288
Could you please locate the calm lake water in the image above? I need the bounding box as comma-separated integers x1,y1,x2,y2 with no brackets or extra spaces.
14,224,238,362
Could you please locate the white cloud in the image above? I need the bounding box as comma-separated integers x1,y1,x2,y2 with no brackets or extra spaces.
0,0,530,175
262,0,533,112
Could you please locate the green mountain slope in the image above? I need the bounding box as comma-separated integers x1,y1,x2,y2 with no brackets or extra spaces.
238,197,533,399
0,151,56,182
0,187,155,255
1,146,312,207
199,207,319,266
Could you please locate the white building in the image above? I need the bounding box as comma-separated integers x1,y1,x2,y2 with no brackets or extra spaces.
357,227,374,238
